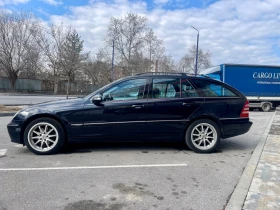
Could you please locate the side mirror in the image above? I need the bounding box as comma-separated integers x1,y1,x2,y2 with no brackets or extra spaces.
91,94,102,104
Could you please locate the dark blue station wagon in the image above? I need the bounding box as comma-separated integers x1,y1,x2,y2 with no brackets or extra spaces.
7,72,252,155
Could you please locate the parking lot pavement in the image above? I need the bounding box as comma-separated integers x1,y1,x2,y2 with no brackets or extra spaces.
0,112,275,210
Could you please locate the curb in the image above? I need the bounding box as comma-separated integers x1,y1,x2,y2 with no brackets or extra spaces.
0,112,16,117
1,104,31,106
0,93,83,97
225,111,276,210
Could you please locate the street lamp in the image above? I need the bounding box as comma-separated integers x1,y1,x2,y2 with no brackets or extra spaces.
191,26,199,76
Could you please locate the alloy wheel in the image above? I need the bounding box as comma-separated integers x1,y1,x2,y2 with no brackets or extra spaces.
27,122,59,152
191,123,217,150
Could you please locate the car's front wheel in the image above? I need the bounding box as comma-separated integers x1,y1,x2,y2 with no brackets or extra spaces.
185,119,220,153
24,118,65,155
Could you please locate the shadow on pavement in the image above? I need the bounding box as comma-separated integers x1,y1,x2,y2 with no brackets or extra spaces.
61,141,190,154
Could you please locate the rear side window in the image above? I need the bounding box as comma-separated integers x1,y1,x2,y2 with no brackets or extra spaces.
181,79,199,97
191,79,238,97
150,78,181,98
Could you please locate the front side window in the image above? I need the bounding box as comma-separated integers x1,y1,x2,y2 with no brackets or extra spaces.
150,78,181,99
191,79,238,97
102,79,147,101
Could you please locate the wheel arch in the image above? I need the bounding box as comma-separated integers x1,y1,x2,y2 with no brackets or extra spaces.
185,115,224,139
20,114,68,145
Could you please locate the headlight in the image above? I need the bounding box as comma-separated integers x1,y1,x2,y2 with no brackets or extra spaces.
20,111,29,117
14,110,29,118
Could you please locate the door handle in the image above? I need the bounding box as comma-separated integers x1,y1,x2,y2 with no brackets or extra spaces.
132,105,144,109
182,103,193,106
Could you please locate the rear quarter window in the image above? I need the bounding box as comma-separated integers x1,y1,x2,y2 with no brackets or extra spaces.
191,79,238,97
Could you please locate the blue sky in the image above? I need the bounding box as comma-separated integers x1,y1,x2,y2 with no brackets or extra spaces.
1,0,280,65
1,0,89,18
2,0,219,18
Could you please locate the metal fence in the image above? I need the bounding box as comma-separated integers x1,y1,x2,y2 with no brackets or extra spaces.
0,77,99,94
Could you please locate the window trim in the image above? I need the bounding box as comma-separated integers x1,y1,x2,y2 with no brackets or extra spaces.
94,78,149,103
189,78,240,98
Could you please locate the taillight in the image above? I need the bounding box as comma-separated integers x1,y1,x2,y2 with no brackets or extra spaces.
240,100,249,118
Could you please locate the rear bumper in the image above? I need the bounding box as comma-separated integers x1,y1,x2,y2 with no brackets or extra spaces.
220,118,253,139
7,121,23,144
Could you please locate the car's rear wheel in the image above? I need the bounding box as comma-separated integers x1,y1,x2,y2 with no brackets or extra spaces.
185,119,220,153
24,118,65,155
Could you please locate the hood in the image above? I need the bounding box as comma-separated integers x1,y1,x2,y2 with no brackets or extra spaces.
13,98,85,121
23,98,84,112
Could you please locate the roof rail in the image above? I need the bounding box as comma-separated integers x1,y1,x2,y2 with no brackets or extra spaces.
135,72,188,76
134,72,214,79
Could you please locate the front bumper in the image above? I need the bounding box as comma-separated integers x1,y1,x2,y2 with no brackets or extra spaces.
220,118,253,139
7,121,23,144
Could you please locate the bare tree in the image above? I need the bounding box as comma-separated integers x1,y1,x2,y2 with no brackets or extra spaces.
83,49,111,87
36,24,68,94
20,44,42,79
143,29,165,72
179,45,211,74
156,56,176,72
107,13,148,75
0,11,40,91
60,29,88,98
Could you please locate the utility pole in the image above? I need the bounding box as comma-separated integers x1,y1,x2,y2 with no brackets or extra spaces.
191,26,199,76
111,39,115,82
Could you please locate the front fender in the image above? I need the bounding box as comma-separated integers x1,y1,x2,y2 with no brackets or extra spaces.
18,106,84,144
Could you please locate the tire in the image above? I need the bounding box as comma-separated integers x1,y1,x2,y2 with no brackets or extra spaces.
24,117,65,155
261,103,271,112
185,119,220,153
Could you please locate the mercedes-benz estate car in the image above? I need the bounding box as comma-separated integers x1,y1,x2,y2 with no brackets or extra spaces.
7,72,252,155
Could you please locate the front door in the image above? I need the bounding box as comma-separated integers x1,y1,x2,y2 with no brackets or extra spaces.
83,78,149,140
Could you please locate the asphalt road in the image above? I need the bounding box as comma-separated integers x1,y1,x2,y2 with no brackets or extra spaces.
0,95,76,105
0,112,274,210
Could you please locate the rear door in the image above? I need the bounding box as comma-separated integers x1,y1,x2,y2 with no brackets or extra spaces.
145,77,204,140
189,78,247,138
189,78,243,119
